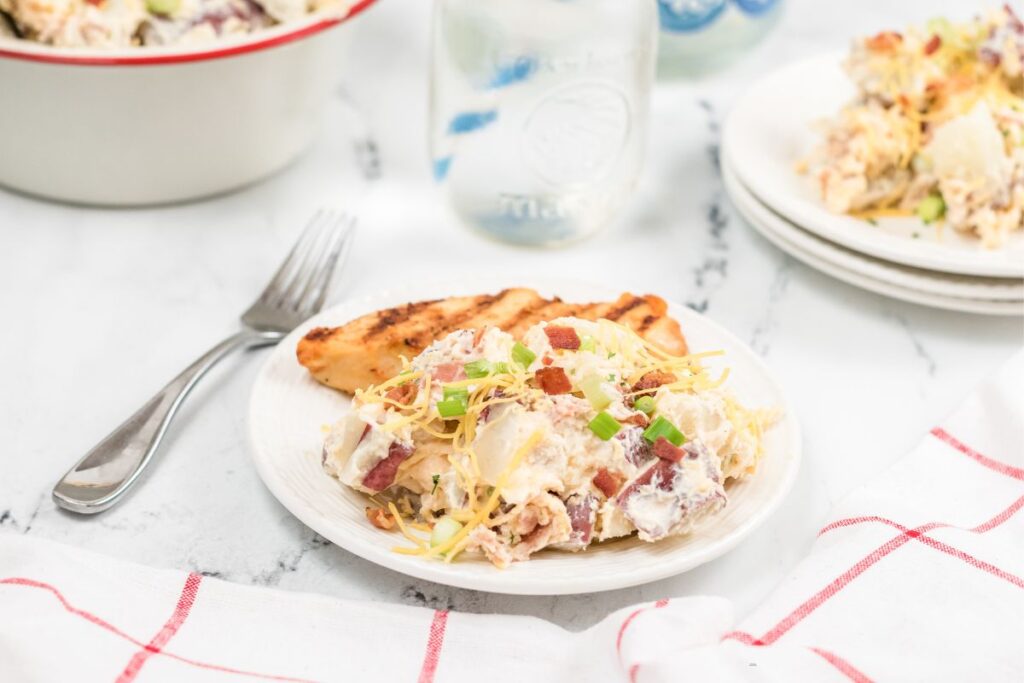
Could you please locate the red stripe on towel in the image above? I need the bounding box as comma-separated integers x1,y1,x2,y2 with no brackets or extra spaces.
617,598,670,682
417,610,449,683
931,427,1024,481
116,572,203,682
0,577,319,682
808,647,874,683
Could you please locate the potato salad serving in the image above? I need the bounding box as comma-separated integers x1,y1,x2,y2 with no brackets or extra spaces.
321,317,773,568
803,6,1024,248
0,0,356,48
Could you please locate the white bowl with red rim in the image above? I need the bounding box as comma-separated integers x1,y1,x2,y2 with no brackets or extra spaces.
0,0,378,206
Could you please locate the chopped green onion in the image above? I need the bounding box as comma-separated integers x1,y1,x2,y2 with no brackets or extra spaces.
634,396,656,415
608,352,616,359
431,474,440,494
146,0,179,14
926,17,954,43
430,517,463,548
588,411,622,441
493,362,510,374
579,335,597,352
512,342,536,368
579,374,613,410
463,359,493,379
437,398,466,418
443,386,468,402
643,416,685,447
438,386,468,418
916,194,946,224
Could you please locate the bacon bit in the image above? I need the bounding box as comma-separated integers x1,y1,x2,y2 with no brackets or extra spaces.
511,506,541,536
472,327,487,347
923,34,941,55
541,355,554,366
362,442,414,492
622,413,649,428
593,468,624,497
365,506,396,530
866,31,902,52
433,362,465,382
631,370,677,396
534,366,572,394
385,382,418,405
544,325,581,350
653,437,685,463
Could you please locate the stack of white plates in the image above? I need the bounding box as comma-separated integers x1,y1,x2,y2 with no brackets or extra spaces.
722,54,1024,316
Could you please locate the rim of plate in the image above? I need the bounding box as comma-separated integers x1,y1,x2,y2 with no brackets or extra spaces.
723,52,1024,279
723,158,1024,303
0,0,376,66
724,162,1024,317
247,276,803,595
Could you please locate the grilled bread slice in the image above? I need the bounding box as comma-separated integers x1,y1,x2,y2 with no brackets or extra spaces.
297,288,688,393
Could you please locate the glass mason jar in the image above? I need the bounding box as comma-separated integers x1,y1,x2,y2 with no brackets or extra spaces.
656,0,783,78
429,0,659,247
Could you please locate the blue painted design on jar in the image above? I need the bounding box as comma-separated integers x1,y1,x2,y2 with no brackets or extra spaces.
433,156,453,182
448,110,498,135
488,56,537,89
732,0,778,17
657,0,726,33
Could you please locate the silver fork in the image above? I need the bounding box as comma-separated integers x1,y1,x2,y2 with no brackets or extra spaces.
52,210,355,515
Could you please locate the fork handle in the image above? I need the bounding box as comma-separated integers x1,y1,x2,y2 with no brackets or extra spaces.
52,329,283,514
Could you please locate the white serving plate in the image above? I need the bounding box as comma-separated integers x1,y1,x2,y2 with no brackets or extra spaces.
724,160,1024,317
248,277,802,595
723,52,1024,278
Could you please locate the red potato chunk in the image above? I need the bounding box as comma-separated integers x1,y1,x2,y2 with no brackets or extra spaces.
361,442,413,492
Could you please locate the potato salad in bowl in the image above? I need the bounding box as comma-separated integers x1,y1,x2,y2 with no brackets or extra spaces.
0,0,358,47
321,317,772,568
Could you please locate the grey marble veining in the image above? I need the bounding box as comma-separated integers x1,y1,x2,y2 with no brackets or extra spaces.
1,0,1021,631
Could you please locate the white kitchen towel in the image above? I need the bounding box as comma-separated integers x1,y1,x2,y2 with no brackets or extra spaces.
2,351,1021,683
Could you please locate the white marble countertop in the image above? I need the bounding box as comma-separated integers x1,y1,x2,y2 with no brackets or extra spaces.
2,0,1020,631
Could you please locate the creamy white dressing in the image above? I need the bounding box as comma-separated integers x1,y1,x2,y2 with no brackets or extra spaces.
323,402,413,493
654,387,757,480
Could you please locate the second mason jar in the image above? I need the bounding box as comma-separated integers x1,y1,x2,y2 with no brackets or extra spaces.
430,0,658,246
